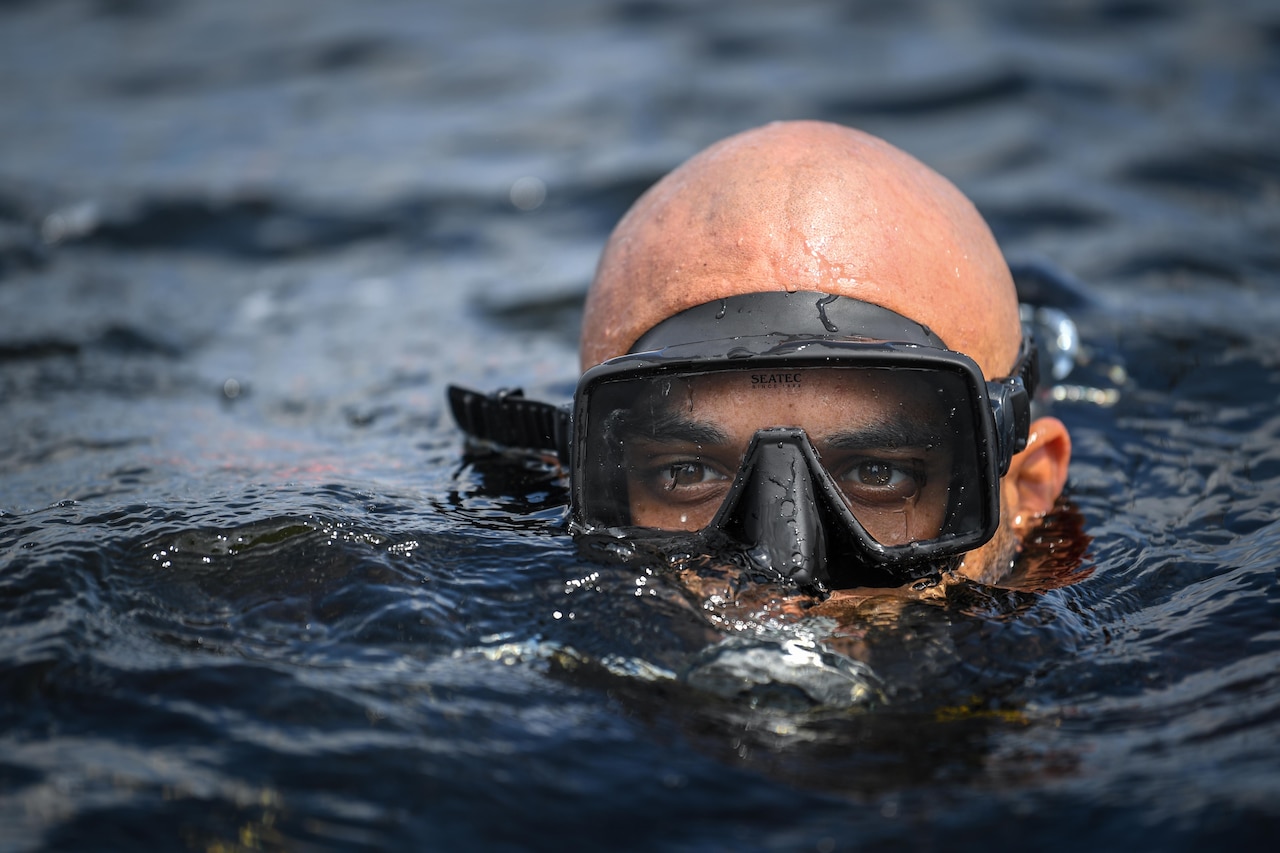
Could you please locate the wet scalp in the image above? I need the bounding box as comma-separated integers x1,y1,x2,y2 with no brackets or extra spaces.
581,121,1021,377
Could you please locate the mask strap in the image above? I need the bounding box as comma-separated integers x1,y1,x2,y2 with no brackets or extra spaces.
631,290,945,352
447,385,571,462
986,330,1039,475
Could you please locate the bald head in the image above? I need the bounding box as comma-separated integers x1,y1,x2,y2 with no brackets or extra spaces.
581,121,1021,376
574,121,1073,589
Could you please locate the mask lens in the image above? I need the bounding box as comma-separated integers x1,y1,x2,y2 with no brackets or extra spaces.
576,362,990,557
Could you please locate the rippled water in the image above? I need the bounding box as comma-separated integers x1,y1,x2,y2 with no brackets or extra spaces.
2,0,1279,850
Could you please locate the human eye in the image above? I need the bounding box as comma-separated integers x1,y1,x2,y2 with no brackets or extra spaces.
834,456,924,504
655,458,728,492
660,460,721,488
634,455,731,504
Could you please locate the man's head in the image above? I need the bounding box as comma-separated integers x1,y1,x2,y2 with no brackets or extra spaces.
579,121,1070,588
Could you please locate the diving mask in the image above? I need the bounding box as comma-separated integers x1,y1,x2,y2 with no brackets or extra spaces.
449,291,1037,591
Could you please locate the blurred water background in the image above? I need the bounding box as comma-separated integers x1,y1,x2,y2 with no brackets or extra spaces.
2,0,1279,850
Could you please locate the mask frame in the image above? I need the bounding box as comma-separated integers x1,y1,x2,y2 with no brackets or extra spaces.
448,291,1037,590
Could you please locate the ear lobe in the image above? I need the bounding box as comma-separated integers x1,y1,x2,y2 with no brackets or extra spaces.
1007,416,1071,536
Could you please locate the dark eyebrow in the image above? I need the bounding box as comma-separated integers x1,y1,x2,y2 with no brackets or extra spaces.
622,405,730,445
825,418,942,451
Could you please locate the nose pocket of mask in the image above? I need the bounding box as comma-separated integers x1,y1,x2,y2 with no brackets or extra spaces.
705,427,943,591
705,428,830,587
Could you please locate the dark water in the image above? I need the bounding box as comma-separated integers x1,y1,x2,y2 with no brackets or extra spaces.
3,0,1279,850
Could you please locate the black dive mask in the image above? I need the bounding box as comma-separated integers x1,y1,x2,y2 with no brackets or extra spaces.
449,291,1037,592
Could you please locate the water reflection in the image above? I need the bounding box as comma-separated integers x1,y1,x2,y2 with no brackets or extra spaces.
3,0,1280,847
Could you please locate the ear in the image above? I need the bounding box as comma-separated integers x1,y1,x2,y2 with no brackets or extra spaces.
1006,416,1071,537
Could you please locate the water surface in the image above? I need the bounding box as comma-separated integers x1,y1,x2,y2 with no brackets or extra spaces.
2,0,1279,850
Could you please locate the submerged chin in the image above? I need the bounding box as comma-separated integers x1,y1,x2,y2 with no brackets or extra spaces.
956,516,1020,585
